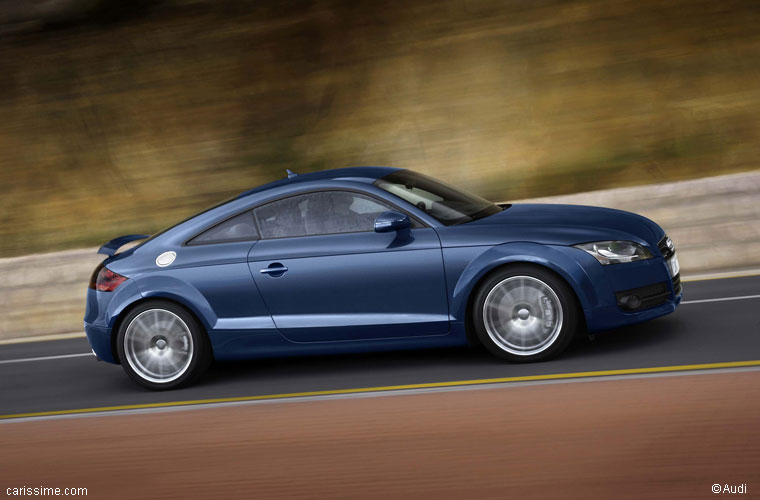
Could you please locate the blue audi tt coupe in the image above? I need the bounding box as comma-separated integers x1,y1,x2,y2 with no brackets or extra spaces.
85,167,682,389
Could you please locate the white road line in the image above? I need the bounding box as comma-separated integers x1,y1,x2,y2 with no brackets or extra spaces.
681,294,760,305
0,353,92,365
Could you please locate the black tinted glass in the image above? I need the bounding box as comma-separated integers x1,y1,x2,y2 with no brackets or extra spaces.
254,191,396,239
188,211,258,245
374,170,502,225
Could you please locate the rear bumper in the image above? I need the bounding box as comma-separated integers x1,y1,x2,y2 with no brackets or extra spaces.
84,322,117,364
83,278,143,365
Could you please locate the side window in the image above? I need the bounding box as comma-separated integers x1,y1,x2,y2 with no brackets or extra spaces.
188,211,259,245
254,191,400,239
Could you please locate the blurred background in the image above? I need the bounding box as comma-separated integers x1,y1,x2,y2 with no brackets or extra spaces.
1,0,759,258
2,6,759,494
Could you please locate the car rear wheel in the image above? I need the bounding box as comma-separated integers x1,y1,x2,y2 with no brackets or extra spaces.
116,300,211,390
472,265,579,362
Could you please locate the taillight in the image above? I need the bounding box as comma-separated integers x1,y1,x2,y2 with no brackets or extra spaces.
89,263,128,292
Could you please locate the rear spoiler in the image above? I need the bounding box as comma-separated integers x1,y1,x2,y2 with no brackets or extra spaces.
97,234,151,256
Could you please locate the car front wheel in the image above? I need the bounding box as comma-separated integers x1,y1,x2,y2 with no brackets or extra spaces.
116,300,211,390
472,265,579,362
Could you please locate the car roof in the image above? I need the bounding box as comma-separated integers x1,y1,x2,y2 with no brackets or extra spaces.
236,166,401,199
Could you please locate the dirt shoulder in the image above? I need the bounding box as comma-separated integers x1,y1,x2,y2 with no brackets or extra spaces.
2,371,758,499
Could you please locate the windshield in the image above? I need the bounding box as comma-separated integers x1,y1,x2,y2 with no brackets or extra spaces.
374,170,502,225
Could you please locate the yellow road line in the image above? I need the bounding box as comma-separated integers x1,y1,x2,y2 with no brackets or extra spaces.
2,360,759,421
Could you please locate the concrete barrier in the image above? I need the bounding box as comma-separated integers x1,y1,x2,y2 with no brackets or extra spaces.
1,171,758,341
0,249,102,340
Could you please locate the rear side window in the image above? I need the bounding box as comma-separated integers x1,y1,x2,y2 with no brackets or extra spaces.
187,211,259,245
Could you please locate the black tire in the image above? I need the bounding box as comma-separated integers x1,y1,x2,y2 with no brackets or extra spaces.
116,300,212,390
471,265,579,363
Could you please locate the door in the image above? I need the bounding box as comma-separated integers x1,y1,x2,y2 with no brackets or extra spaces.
248,190,449,342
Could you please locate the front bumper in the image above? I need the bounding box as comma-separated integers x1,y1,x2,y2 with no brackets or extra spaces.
586,291,681,332
569,248,683,332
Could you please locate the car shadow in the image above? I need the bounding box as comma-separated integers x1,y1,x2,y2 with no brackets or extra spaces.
200,313,686,389
571,312,689,356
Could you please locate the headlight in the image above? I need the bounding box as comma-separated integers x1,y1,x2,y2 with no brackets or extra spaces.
574,241,653,265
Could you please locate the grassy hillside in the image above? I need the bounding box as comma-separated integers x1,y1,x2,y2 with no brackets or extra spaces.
1,0,759,256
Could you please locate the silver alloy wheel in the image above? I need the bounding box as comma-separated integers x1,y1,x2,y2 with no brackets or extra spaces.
482,276,564,356
124,309,194,384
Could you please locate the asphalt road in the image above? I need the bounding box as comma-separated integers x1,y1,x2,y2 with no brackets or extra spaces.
1,275,758,417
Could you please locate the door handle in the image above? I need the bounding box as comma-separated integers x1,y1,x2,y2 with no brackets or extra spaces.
260,263,288,276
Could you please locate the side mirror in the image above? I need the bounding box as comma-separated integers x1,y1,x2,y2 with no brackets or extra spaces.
374,211,412,233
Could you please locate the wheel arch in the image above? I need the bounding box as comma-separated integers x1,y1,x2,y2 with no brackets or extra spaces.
453,243,594,345
109,295,214,365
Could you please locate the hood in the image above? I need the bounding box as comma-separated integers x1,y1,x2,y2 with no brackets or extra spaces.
467,203,665,247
